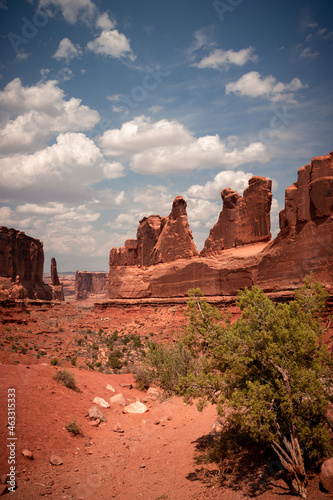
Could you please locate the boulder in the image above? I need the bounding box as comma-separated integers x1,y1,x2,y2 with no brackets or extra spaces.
93,396,110,408
110,393,126,406
123,401,148,414
88,406,107,422
320,457,333,492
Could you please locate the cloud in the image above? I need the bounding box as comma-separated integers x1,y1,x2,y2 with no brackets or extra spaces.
53,38,83,64
298,47,319,60
0,132,124,197
193,46,258,70
225,71,306,102
96,12,116,30
0,0,7,9
99,116,269,175
185,170,253,200
38,0,95,24
99,116,193,156
0,78,99,154
87,29,136,61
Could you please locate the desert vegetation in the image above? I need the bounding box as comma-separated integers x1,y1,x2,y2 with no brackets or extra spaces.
139,276,333,498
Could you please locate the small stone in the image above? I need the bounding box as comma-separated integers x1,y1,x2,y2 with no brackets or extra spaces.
106,384,116,392
154,419,160,425
113,423,124,433
93,397,110,408
119,383,132,389
89,419,100,427
123,401,148,414
50,455,63,466
110,393,126,406
22,449,34,460
88,406,107,422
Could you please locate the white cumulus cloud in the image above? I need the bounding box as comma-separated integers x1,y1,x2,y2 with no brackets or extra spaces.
87,29,136,61
99,116,269,175
53,38,83,64
225,71,306,102
185,170,253,200
0,78,99,154
0,132,124,195
38,0,95,24
193,46,258,70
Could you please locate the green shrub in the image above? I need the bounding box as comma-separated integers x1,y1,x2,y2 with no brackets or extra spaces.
71,357,77,366
53,369,78,391
107,349,123,370
50,357,59,366
144,341,193,394
176,279,333,498
66,417,83,436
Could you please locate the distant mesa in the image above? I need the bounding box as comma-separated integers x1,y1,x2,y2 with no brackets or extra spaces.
75,271,107,301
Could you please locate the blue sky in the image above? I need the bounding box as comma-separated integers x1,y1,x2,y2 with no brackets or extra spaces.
0,0,332,272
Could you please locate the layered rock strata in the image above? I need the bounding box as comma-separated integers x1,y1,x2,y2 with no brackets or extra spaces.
201,176,272,255
0,227,52,300
108,152,332,299
75,271,108,300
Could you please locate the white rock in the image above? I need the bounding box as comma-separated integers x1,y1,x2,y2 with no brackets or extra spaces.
147,387,160,399
106,384,116,393
123,401,148,414
109,393,126,406
93,397,110,408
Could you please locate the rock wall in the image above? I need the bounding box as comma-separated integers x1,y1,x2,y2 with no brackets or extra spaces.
75,271,108,300
257,151,333,290
0,227,52,300
201,176,272,255
108,152,333,299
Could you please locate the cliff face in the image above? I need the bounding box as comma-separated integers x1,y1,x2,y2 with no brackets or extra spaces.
201,176,272,255
75,271,108,300
257,151,333,290
108,152,333,299
0,227,52,300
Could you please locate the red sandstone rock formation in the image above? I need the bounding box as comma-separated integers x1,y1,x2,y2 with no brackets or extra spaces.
257,151,333,290
150,196,199,265
110,239,138,267
75,271,107,300
108,152,332,299
109,196,198,270
137,216,165,266
50,258,64,301
201,176,272,255
0,227,52,300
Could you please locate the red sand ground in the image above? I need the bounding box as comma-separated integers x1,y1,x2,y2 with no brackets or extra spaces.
0,300,332,499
